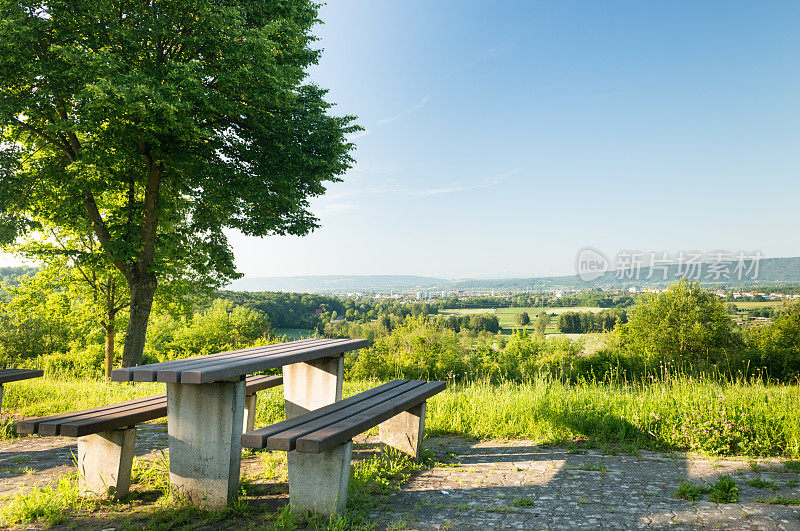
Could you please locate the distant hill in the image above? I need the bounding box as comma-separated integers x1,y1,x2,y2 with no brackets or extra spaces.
439,257,800,292
226,257,800,294
226,275,445,293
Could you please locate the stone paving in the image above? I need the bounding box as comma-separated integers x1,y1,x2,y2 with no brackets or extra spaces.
2,425,800,529
370,437,800,530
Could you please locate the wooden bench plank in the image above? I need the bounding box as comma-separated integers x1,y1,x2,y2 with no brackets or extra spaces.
294,381,446,454
154,339,347,383
17,395,165,435
180,339,369,384
39,396,168,436
0,369,44,385
132,339,328,382
119,338,319,376
19,374,284,437
265,381,427,451
59,401,172,437
242,374,283,393
119,339,324,382
241,379,409,449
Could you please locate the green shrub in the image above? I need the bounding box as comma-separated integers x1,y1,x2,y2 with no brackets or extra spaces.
708,476,739,503
674,480,710,501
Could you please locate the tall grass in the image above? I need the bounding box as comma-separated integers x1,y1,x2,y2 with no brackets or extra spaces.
4,376,800,458
426,376,800,457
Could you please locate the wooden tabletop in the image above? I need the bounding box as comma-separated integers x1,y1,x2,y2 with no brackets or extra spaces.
110,338,370,384
0,368,44,385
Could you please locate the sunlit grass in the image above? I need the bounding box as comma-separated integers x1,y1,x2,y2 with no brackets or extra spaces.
6,376,800,458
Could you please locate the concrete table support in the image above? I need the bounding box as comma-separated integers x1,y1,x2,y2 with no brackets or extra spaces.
243,392,258,434
77,427,136,497
288,441,353,517
167,379,245,508
283,355,343,419
379,402,427,460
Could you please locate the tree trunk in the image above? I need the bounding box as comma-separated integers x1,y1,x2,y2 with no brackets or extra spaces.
104,321,115,379
122,273,157,367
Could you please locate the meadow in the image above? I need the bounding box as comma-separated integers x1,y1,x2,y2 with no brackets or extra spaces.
4,375,800,458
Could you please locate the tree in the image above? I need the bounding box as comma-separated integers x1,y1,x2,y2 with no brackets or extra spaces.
0,1,358,366
535,312,551,336
514,312,531,326
12,225,129,378
622,280,739,363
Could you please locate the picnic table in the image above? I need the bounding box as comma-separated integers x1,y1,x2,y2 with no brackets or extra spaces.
110,338,368,508
0,369,43,413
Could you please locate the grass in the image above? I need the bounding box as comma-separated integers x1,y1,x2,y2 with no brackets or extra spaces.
0,446,427,528
674,476,740,503
747,478,779,490
512,497,536,507
755,494,800,505
675,480,711,501
708,476,739,503
784,460,800,472
6,376,800,458
425,378,800,457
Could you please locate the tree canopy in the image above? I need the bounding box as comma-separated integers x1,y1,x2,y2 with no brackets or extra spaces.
0,0,358,366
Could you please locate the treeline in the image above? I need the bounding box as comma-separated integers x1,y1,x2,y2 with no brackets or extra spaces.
216,291,343,330
434,292,635,310
339,281,800,384
557,309,628,334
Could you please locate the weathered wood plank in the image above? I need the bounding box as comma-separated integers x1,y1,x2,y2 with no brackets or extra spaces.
265,381,427,451
180,339,369,384
113,338,323,382
241,379,409,449
18,374,284,436
294,381,446,453
154,339,344,383
0,369,43,385
17,395,165,435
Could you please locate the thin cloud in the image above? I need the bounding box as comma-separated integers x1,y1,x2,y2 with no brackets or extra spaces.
408,168,520,196
377,95,430,125
328,169,520,199
316,203,360,215
451,42,515,75
347,129,371,140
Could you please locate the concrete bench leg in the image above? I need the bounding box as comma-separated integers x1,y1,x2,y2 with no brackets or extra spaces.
243,392,258,434
167,379,245,509
288,441,352,517
77,427,136,497
282,355,343,419
379,402,426,461
0,383,3,415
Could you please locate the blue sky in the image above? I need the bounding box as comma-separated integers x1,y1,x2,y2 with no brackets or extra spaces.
4,1,800,279
227,0,800,279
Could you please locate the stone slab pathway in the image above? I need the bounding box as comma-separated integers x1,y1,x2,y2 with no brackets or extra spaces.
370,437,800,530
2,426,800,529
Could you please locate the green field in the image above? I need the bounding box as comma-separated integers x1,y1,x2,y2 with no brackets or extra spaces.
440,306,605,332
730,301,784,309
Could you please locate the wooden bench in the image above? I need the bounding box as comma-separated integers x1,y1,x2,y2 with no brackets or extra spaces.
17,374,283,497
241,379,445,516
0,369,43,414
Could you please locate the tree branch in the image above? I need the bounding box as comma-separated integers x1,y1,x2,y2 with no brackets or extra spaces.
81,189,132,279
11,118,74,160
